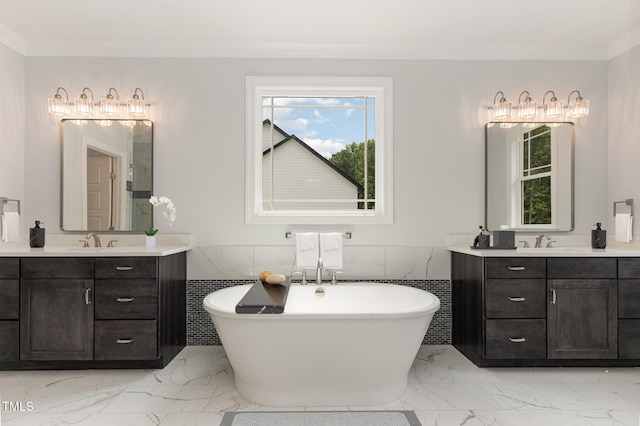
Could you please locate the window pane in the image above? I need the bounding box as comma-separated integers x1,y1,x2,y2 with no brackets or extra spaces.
522,176,551,224
262,96,375,211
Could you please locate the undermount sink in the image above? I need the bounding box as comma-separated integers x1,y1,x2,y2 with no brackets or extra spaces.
520,247,594,252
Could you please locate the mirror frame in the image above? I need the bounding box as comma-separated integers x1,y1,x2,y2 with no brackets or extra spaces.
60,119,154,233
485,122,575,232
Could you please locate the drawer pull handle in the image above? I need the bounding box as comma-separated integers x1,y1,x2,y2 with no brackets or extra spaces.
115,266,134,271
116,297,135,303
85,288,92,305
508,296,526,302
116,338,134,344
509,337,526,343
550,288,557,305
507,266,526,271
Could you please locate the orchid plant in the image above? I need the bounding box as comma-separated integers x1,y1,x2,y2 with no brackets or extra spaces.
146,196,176,236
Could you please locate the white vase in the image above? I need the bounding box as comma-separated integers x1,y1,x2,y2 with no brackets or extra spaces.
146,235,157,249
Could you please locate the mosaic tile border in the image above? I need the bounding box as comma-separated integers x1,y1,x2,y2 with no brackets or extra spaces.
188,279,451,346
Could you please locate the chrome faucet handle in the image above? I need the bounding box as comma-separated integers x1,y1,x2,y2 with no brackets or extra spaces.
546,240,556,248
518,240,530,248
330,270,343,285
107,240,118,248
293,271,307,285
79,240,90,248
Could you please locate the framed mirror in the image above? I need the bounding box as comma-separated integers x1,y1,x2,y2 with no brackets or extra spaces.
485,122,574,232
61,119,153,232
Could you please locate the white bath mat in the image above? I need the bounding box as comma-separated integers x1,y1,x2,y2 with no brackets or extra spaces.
220,410,421,426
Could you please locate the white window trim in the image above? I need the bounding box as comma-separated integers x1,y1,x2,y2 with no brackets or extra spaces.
245,76,393,225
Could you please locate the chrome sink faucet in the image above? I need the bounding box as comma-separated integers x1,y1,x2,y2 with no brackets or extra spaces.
316,258,323,285
534,234,551,248
85,233,102,247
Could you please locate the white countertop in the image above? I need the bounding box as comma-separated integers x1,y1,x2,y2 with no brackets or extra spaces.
0,245,191,257
0,233,192,257
448,246,640,257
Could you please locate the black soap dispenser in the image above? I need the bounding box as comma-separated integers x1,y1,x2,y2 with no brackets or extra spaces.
29,220,45,248
591,222,606,249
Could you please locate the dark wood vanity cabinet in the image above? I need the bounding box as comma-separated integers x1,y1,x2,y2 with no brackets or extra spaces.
0,252,186,370
452,252,637,367
0,258,20,361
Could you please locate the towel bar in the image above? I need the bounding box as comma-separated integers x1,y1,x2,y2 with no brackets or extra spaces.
286,231,351,239
613,199,634,217
0,197,21,215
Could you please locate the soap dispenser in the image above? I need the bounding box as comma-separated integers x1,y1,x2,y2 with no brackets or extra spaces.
29,220,45,248
591,222,606,249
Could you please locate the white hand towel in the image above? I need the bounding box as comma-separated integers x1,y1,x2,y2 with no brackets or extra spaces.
615,213,633,243
1,212,19,242
295,232,319,269
320,232,343,269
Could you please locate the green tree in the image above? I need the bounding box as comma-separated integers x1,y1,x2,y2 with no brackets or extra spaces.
329,139,375,209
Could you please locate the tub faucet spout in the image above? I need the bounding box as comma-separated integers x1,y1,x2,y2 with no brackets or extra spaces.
316,258,323,285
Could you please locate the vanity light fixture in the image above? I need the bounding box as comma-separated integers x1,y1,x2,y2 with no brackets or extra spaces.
47,87,71,115
74,87,95,116
47,86,150,118
492,91,512,120
99,88,120,116
127,88,146,117
566,90,590,118
517,91,537,119
542,90,563,119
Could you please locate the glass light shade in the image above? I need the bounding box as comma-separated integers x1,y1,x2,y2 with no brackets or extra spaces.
493,99,512,120
567,98,590,118
99,97,120,116
128,97,146,117
74,96,94,116
543,99,563,119
48,96,69,115
517,99,537,119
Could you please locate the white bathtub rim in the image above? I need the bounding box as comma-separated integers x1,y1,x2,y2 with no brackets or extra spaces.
203,282,441,320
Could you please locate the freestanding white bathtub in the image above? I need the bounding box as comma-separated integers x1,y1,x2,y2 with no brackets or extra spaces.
203,282,440,406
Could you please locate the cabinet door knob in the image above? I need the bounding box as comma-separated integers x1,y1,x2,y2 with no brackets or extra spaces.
507,266,526,271
115,266,134,271
116,297,135,303
116,338,134,344
509,337,526,343
508,296,526,302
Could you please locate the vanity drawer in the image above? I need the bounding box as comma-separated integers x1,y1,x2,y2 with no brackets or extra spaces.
485,319,546,359
95,280,158,319
485,258,546,279
618,258,640,279
94,320,157,360
0,258,19,278
21,257,94,279
485,279,546,318
95,257,157,279
0,321,19,361
619,319,640,359
618,280,640,318
0,280,19,319
547,258,617,279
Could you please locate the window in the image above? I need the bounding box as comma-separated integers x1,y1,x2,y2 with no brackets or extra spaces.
520,125,552,225
245,77,393,224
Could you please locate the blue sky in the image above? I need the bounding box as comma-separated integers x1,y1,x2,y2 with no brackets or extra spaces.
263,97,375,158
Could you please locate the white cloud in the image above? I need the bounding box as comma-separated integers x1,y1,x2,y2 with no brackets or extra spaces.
304,138,346,158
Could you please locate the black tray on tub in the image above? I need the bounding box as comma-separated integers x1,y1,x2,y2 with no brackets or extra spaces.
235,279,291,314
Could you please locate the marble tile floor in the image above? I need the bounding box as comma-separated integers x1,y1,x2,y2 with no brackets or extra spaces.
1,345,639,426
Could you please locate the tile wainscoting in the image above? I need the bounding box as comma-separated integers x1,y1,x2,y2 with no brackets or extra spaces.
187,279,451,346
